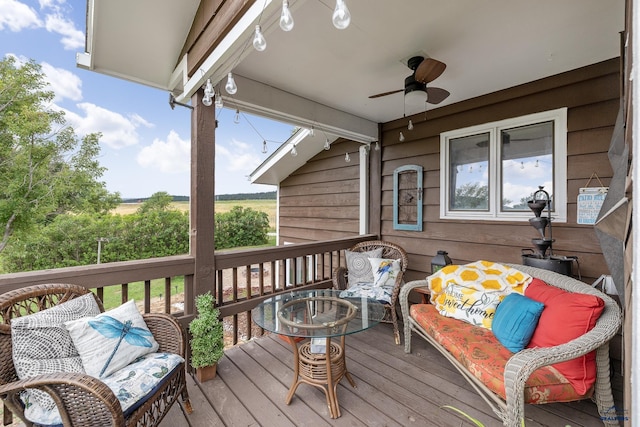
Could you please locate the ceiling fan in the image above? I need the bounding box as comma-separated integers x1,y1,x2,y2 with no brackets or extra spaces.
369,55,450,105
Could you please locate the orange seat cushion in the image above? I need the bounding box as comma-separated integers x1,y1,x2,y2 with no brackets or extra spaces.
410,303,592,403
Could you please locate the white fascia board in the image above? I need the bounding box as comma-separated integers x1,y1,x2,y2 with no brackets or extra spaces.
229,74,378,144
250,128,312,185
76,0,95,70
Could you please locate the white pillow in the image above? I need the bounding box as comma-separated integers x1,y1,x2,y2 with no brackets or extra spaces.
11,292,101,410
65,300,159,378
368,257,402,288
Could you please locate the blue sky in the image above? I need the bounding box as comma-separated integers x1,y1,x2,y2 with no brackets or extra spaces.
1,0,295,198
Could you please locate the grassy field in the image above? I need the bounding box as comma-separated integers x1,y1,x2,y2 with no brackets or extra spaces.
114,199,277,230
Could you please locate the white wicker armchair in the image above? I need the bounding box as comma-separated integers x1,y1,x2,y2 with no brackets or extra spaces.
400,263,622,427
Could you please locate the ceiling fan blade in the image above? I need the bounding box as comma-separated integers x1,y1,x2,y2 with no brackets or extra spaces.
368,89,403,99
426,87,450,104
415,58,446,83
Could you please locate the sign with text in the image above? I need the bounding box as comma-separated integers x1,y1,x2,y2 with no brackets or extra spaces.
577,187,608,225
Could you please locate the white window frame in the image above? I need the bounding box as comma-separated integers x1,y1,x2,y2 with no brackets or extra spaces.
440,108,567,222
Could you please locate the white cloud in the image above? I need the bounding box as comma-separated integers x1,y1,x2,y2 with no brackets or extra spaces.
41,61,82,102
44,13,83,50
217,139,263,172
0,0,42,31
137,130,190,173
62,103,146,149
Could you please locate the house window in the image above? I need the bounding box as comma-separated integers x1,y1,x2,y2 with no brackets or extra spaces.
440,108,567,222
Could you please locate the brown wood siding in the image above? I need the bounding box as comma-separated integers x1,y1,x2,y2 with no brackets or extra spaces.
279,139,362,244
378,58,620,285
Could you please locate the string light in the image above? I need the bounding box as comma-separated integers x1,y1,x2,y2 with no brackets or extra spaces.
407,119,414,130
214,89,223,108
399,131,405,142
332,0,351,29
280,0,294,31
225,72,237,94
262,140,268,153
374,141,380,151
310,125,315,136
324,138,331,150
234,109,241,124
253,25,267,51
291,144,298,157
344,152,351,162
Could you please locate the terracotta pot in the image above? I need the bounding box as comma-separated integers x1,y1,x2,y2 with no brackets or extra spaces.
196,364,217,382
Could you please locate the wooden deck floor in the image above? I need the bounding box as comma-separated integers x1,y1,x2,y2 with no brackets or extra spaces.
161,324,621,427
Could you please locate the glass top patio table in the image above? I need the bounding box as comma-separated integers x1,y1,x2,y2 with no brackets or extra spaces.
252,289,386,339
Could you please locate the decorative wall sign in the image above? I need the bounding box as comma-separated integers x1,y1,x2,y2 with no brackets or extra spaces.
577,173,608,225
393,165,423,231
577,188,608,224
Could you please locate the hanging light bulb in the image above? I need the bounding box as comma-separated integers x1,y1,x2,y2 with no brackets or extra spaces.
280,0,294,31
214,90,223,108
399,131,405,142
310,125,315,136
374,141,380,151
332,0,351,29
234,109,240,124
253,25,267,51
520,161,525,169
204,79,214,97
291,144,298,157
407,119,414,130
262,140,268,154
202,95,213,107
345,152,351,162
535,159,539,167
324,138,331,150
225,72,237,94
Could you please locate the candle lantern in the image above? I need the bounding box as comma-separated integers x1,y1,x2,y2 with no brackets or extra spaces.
431,250,452,273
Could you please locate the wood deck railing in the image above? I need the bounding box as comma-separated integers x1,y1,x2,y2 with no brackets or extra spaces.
0,235,375,347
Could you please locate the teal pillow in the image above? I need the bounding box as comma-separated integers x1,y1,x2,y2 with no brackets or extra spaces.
492,293,544,352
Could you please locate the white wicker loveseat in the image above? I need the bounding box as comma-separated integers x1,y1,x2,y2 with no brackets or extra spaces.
400,263,622,427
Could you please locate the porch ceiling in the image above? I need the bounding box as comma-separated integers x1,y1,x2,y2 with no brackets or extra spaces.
80,0,623,124
80,0,623,183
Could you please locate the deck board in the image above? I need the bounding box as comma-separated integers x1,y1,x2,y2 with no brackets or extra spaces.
162,323,619,427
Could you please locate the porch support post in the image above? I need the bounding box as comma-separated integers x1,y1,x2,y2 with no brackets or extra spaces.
368,125,382,238
187,90,216,316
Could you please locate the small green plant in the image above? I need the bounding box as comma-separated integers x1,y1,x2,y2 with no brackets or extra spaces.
440,406,526,427
189,292,224,369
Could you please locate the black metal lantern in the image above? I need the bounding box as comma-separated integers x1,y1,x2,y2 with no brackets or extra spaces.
431,250,452,273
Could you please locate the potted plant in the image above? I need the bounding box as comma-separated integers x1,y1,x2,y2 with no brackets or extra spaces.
189,292,224,382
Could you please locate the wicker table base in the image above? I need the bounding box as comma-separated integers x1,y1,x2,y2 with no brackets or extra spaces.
285,337,356,418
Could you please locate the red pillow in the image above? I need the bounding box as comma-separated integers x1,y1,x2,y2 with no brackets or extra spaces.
525,278,605,395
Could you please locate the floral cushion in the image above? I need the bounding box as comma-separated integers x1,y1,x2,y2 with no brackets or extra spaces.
22,352,184,426
410,303,592,403
339,282,393,304
369,257,401,288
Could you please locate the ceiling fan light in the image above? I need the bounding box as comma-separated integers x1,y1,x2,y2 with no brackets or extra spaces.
332,0,351,29
405,89,428,111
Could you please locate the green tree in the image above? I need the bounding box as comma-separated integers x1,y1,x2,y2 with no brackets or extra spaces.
215,206,270,250
0,56,119,254
453,182,488,210
137,191,173,214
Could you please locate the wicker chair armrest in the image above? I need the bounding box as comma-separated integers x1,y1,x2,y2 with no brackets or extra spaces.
143,313,186,357
332,267,348,290
0,372,124,427
400,280,428,314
